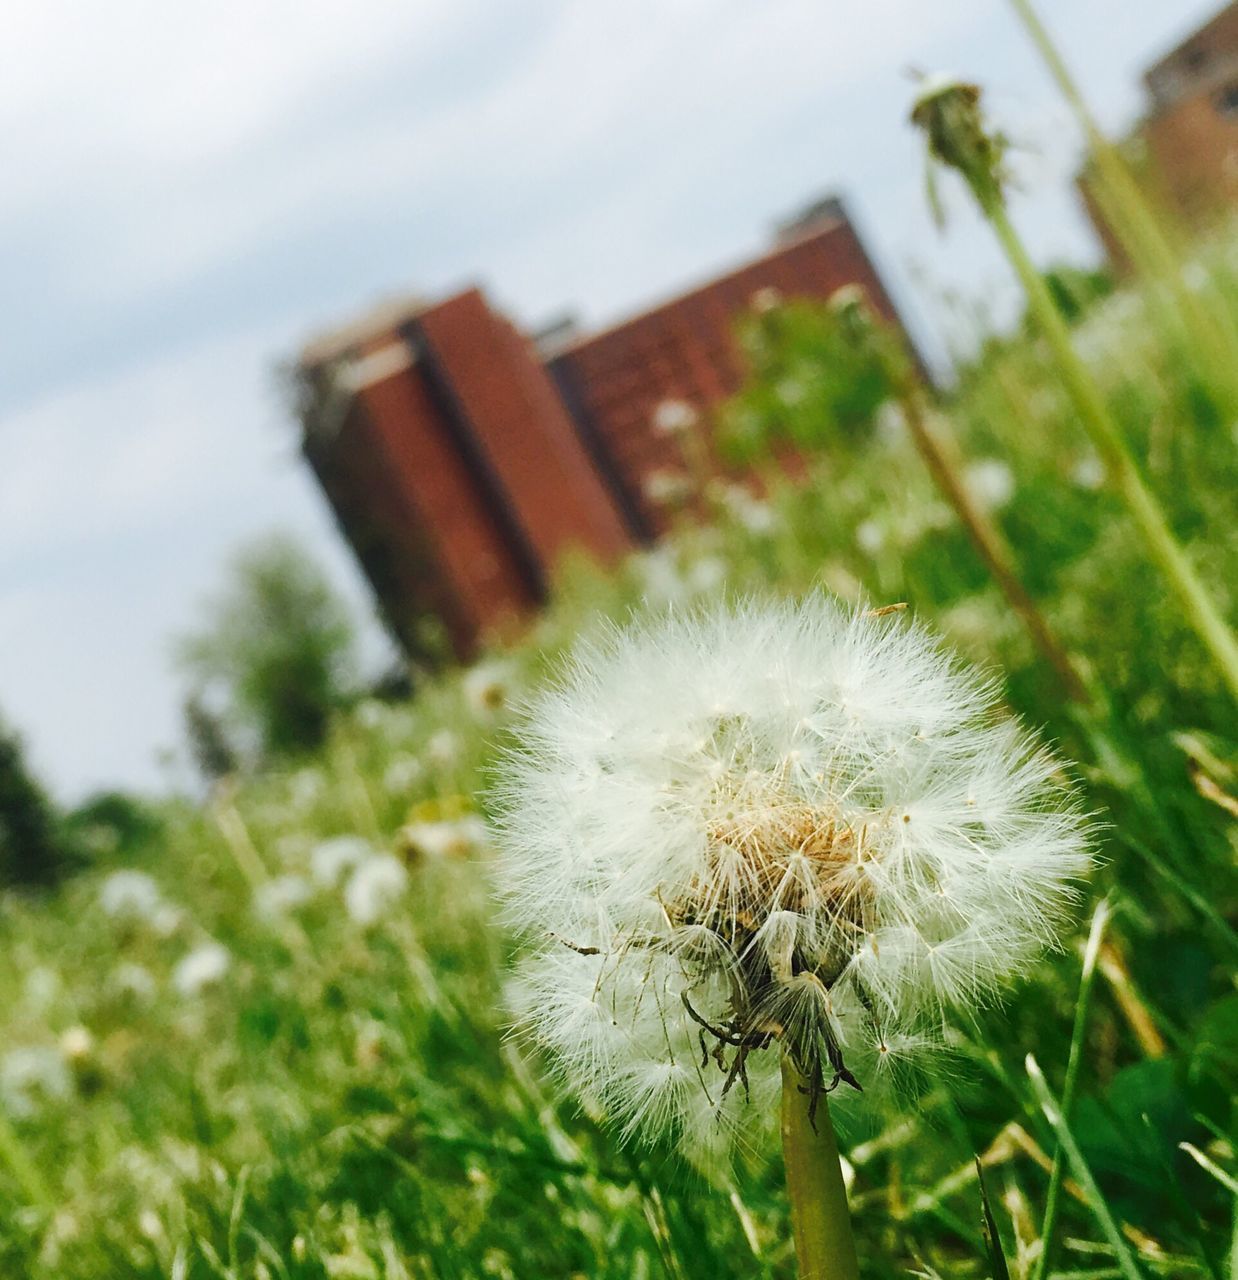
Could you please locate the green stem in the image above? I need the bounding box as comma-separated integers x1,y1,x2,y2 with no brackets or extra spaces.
1033,898,1110,1280
1007,0,1238,410
780,1053,860,1280
983,197,1238,704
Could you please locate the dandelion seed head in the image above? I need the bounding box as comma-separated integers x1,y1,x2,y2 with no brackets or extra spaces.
494,596,1091,1161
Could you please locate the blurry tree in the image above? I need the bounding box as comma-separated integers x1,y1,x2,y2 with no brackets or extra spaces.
178,534,358,761
0,716,75,889
63,790,163,858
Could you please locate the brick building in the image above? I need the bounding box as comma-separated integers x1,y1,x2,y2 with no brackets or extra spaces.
1082,2,1238,261
296,196,907,661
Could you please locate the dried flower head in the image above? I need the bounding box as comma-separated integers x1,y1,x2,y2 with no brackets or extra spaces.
910,74,1008,222
494,596,1090,1160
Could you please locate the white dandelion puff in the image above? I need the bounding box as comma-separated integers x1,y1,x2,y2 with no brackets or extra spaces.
493,595,1091,1159
253,874,315,919
99,870,163,921
1,1047,72,1118
399,816,488,862
310,835,373,888
963,458,1016,511
344,854,409,926
172,942,231,997
651,398,699,436
383,754,424,795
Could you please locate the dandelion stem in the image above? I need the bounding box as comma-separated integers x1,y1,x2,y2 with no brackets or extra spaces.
780,1053,860,1280
1006,0,1238,412
982,197,1238,704
896,381,1089,703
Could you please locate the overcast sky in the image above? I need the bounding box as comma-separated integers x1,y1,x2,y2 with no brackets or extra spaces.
0,0,1217,801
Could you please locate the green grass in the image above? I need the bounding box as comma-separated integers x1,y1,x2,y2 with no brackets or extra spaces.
1,233,1236,1278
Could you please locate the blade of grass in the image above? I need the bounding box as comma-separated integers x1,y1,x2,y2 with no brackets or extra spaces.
1026,1054,1147,1280
1033,898,1112,1280
976,1156,1013,1280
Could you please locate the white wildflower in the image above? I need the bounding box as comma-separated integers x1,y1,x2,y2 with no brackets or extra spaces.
311,835,373,888
344,854,409,926
749,286,782,314
173,942,231,997
963,458,1016,511
494,596,1090,1160
651,399,699,437
253,874,314,919
463,662,514,718
400,815,488,861
99,870,163,921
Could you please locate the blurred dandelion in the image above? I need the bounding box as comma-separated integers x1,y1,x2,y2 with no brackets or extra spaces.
344,854,409,926
253,873,314,919
99,870,163,921
463,662,515,718
651,398,699,437
310,835,373,888
172,942,231,997
964,458,1016,511
399,815,487,862
495,596,1091,1276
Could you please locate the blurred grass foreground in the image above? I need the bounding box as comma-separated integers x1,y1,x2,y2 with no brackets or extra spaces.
3,38,1238,1280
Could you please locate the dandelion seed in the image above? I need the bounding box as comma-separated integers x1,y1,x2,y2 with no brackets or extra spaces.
494,595,1091,1161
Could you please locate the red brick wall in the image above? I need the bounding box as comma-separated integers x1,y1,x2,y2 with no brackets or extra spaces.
547,216,903,532
303,340,542,661
416,290,634,571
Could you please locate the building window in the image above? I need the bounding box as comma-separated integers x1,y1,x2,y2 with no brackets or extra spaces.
1216,83,1238,120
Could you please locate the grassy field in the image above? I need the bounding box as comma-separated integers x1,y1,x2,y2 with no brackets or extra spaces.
2,211,1237,1276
